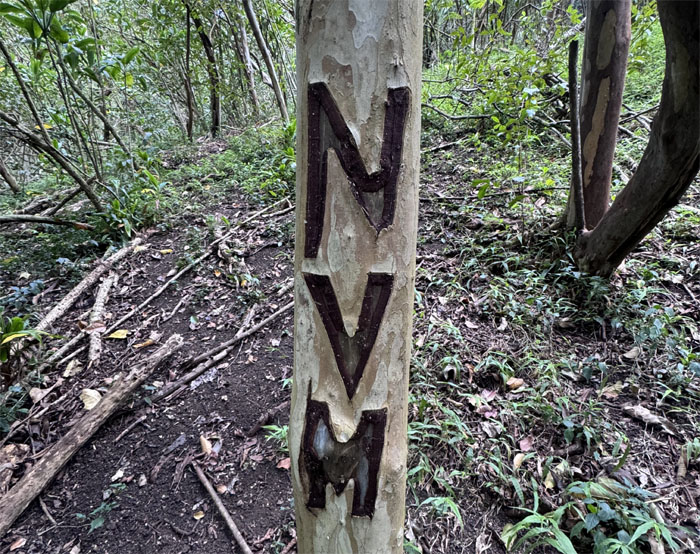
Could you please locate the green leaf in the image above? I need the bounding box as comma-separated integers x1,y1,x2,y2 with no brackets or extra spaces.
124,72,134,86
88,516,105,533
49,0,77,11
49,17,69,43
0,2,23,14
1,331,31,345
122,46,139,65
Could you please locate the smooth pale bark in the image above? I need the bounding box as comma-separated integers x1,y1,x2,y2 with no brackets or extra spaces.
575,0,700,276
567,0,631,228
241,0,289,125
0,157,20,193
291,2,422,552
189,9,221,137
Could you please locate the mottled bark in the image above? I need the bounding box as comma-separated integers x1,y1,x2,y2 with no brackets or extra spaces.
568,0,631,227
575,0,700,276
291,1,423,552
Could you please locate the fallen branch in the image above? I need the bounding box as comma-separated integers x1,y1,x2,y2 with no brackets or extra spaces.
191,461,253,554
37,238,142,332
0,214,94,230
151,302,291,403
184,301,293,369
88,273,117,369
46,198,290,368
0,334,184,537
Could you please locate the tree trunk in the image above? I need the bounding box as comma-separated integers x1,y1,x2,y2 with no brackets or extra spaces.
290,2,423,552
185,5,195,140
567,0,631,228
189,9,221,137
0,157,20,194
236,15,260,117
241,0,289,125
574,0,700,276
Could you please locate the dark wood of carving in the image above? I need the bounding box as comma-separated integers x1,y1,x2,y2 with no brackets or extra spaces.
301,398,387,518
303,272,393,399
304,82,410,258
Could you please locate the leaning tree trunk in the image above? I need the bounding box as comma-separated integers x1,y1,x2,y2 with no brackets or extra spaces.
567,0,631,228
241,0,289,125
575,0,700,276
290,1,422,552
0,156,20,193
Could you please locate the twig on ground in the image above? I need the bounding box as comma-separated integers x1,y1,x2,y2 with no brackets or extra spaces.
88,272,117,369
0,335,183,538
46,198,289,368
113,413,148,443
191,461,253,554
245,400,290,437
280,537,297,554
0,214,93,230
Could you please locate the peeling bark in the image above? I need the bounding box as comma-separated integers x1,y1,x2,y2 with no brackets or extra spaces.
291,1,423,552
575,0,700,276
567,0,631,227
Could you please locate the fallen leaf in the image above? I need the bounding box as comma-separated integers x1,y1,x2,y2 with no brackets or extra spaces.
465,320,478,329
107,329,129,339
134,245,148,253
159,249,173,254
513,453,526,471
29,387,50,404
506,377,524,390
543,470,555,489
138,474,148,487
200,436,213,456
193,510,205,520
18,271,30,280
134,339,154,349
83,321,106,335
9,538,26,551
277,458,291,470
80,389,102,410
69,545,81,554
623,405,677,435
519,436,534,451
601,381,624,399
111,469,124,482
623,346,641,360
497,318,507,331
215,484,227,494
481,389,498,402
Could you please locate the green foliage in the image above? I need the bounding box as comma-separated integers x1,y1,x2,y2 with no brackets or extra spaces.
0,306,44,385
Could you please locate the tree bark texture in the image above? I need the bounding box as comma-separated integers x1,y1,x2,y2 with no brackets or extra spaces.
242,0,289,125
568,0,631,228
575,0,700,276
290,2,422,552
0,156,20,193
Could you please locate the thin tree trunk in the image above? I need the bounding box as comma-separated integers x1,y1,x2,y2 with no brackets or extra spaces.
241,0,289,124
291,1,422,552
236,14,260,116
568,0,631,228
0,157,20,193
189,10,221,137
568,40,586,232
575,0,700,276
185,5,195,140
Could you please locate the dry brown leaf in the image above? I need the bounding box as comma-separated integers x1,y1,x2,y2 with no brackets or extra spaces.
506,377,525,390
623,346,641,360
277,458,291,470
200,436,213,456
623,405,678,436
63,359,84,378
9,538,26,551
193,510,205,520
601,381,624,399
519,436,534,451
513,453,526,471
215,484,227,494
29,387,50,404
134,339,155,349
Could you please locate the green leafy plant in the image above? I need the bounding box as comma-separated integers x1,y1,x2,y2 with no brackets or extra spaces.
0,307,45,386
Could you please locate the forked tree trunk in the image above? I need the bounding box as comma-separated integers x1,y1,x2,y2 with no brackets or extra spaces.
0,157,20,193
575,0,700,276
290,1,423,552
567,0,631,228
241,0,289,125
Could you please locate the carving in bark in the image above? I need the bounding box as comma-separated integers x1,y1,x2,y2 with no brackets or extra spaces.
291,2,422,552
303,272,393,399
574,0,700,275
304,83,409,258
301,398,386,517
